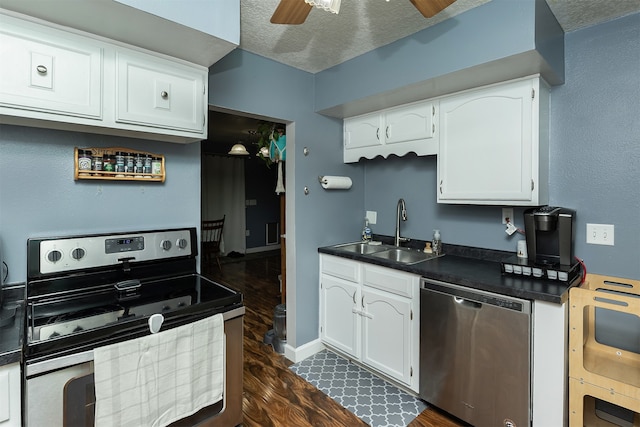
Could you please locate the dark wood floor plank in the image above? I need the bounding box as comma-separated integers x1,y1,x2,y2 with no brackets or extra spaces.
203,253,464,427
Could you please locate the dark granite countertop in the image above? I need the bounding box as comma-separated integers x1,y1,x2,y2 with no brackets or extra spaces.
319,237,579,304
0,285,25,366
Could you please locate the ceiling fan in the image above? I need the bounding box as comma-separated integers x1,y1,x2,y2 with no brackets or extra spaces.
270,0,457,25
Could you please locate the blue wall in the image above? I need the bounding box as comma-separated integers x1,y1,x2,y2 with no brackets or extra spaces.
360,13,640,279
550,14,639,278
0,126,201,284
208,8,639,349
208,51,363,345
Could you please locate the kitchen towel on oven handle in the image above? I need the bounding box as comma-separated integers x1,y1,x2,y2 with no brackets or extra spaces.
93,313,225,427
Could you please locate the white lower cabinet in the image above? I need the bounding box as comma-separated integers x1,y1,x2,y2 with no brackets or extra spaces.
0,362,21,427
361,286,414,385
320,254,420,392
320,274,360,358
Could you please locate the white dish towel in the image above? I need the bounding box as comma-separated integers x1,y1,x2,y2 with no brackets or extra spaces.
93,313,225,427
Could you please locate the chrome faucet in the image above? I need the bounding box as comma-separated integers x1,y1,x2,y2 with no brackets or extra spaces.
395,198,410,247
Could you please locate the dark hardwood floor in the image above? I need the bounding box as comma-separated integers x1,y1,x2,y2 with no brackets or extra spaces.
203,252,464,427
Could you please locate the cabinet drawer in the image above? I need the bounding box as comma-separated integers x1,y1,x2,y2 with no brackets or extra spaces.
363,264,418,298
0,16,102,119
116,50,206,133
321,255,361,283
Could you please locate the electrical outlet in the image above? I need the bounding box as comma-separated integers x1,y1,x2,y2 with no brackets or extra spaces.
586,223,614,246
245,229,251,237
366,210,377,225
502,208,514,225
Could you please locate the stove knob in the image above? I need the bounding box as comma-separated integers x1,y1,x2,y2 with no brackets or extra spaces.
161,240,172,251
72,247,86,260
47,250,63,263
176,238,188,249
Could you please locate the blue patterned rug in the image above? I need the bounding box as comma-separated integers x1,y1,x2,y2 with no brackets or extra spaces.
290,350,427,427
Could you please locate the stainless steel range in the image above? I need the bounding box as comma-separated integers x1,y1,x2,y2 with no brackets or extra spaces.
24,227,244,427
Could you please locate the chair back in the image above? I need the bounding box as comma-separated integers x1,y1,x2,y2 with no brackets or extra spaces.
202,216,225,247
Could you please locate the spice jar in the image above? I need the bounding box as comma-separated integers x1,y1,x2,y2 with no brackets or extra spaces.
103,154,115,174
151,157,162,176
78,149,92,176
92,153,103,176
114,152,125,177
143,155,152,178
134,153,144,177
125,152,135,174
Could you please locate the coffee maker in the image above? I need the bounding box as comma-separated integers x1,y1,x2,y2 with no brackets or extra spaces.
523,206,576,266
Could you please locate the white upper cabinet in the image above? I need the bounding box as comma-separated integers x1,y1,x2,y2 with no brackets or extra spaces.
0,15,102,120
344,100,438,162
437,76,549,205
0,11,208,143
116,50,205,133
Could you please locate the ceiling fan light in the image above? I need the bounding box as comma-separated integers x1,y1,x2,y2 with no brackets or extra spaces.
304,0,341,14
228,143,249,156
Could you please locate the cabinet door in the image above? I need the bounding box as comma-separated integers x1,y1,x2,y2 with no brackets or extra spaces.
361,286,414,386
0,16,102,119
116,50,206,133
344,112,384,150
438,78,538,204
0,362,21,427
385,101,435,145
320,274,360,358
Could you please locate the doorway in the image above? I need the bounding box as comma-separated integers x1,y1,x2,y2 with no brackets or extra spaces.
202,108,287,303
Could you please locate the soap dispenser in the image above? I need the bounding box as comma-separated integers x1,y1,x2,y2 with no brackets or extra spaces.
362,219,372,242
432,229,442,255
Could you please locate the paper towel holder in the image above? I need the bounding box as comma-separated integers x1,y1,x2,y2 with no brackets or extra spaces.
318,175,353,190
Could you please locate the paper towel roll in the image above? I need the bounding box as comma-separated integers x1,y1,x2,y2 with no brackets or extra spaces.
320,176,352,190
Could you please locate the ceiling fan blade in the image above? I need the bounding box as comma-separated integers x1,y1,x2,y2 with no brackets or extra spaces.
270,0,313,24
410,0,456,18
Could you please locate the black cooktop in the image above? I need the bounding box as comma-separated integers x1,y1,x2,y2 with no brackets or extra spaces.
25,274,243,361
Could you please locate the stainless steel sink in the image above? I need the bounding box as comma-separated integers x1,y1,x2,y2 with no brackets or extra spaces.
369,247,443,265
333,242,390,255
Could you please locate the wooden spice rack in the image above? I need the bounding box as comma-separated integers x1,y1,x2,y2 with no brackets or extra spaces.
74,147,165,182
568,273,640,426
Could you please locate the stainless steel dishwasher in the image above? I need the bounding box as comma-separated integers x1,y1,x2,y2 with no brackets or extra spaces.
419,278,531,427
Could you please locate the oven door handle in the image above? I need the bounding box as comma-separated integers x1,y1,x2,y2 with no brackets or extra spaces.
114,279,141,291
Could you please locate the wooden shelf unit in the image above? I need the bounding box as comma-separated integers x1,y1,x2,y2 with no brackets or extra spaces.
74,147,165,182
569,273,640,426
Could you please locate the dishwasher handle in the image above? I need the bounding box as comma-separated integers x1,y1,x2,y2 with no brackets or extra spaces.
453,296,482,309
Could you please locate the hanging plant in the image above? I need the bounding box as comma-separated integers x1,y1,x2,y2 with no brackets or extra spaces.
254,121,285,168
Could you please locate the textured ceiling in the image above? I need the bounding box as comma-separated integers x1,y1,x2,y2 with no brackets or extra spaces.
208,0,640,150
240,0,640,74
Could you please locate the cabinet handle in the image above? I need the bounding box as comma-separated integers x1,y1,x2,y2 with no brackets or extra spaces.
439,180,443,194
161,91,169,99
386,126,389,139
376,128,379,140
36,65,48,75
352,291,356,304
432,123,435,133
432,105,435,116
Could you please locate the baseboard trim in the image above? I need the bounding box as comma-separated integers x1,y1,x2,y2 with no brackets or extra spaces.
284,338,325,363
246,245,281,254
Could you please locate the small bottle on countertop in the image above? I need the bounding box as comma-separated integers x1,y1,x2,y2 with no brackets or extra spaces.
432,229,442,255
362,219,372,242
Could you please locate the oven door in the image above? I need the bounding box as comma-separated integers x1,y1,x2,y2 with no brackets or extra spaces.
24,307,244,427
